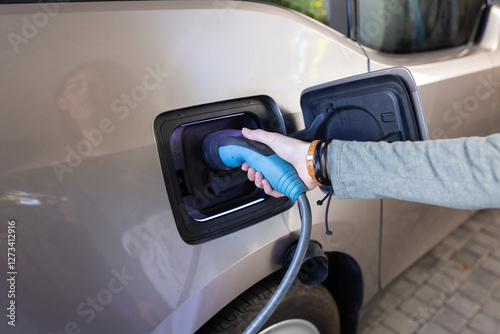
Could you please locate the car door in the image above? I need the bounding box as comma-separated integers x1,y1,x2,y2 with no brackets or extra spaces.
355,0,500,286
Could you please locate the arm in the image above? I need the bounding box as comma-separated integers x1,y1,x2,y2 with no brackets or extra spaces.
330,134,500,209
242,128,500,210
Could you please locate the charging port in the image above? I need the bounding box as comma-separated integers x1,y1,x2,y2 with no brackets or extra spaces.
154,96,292,244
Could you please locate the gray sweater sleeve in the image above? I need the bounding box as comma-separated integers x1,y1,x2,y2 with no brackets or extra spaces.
329,133,500,209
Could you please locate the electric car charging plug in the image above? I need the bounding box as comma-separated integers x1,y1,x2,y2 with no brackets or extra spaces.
202,129,307,200
201,129,312,334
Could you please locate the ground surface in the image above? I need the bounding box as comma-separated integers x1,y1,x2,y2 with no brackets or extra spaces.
362,209,500,334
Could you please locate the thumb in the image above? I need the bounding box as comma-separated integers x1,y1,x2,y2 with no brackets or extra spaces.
242,128,273,145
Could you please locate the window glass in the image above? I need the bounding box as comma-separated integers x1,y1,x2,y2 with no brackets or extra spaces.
357,0,486,54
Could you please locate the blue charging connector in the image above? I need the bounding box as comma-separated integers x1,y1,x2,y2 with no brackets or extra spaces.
202,129,307,200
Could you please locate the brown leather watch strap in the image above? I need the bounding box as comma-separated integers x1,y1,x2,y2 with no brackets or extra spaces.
306,140,322,186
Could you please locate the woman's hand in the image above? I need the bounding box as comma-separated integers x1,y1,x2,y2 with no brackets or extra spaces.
241,128,317,197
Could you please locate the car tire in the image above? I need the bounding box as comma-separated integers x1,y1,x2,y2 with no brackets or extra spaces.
197,273,340,334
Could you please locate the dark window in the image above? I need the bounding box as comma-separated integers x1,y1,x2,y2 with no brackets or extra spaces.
357,0,486,54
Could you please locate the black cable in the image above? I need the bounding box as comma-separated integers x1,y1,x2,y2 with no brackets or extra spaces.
324,190,334,236
317,188,334,236
312,139,334,236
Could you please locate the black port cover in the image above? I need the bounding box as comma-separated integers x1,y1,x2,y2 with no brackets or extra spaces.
154,96,292,244
292,67,428,143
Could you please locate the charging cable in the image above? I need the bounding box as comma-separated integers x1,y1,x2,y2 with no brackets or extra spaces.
243,192,311,334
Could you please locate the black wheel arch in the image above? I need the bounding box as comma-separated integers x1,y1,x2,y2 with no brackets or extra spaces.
322,252,364,334
196,250,364,334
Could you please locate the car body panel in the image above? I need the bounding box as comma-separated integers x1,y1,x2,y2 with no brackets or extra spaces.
0,1,382,333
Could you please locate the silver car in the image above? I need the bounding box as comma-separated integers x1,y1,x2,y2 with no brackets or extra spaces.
1,0,498,333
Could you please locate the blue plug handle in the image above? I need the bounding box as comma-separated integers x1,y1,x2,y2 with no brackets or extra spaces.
202,130,307,200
